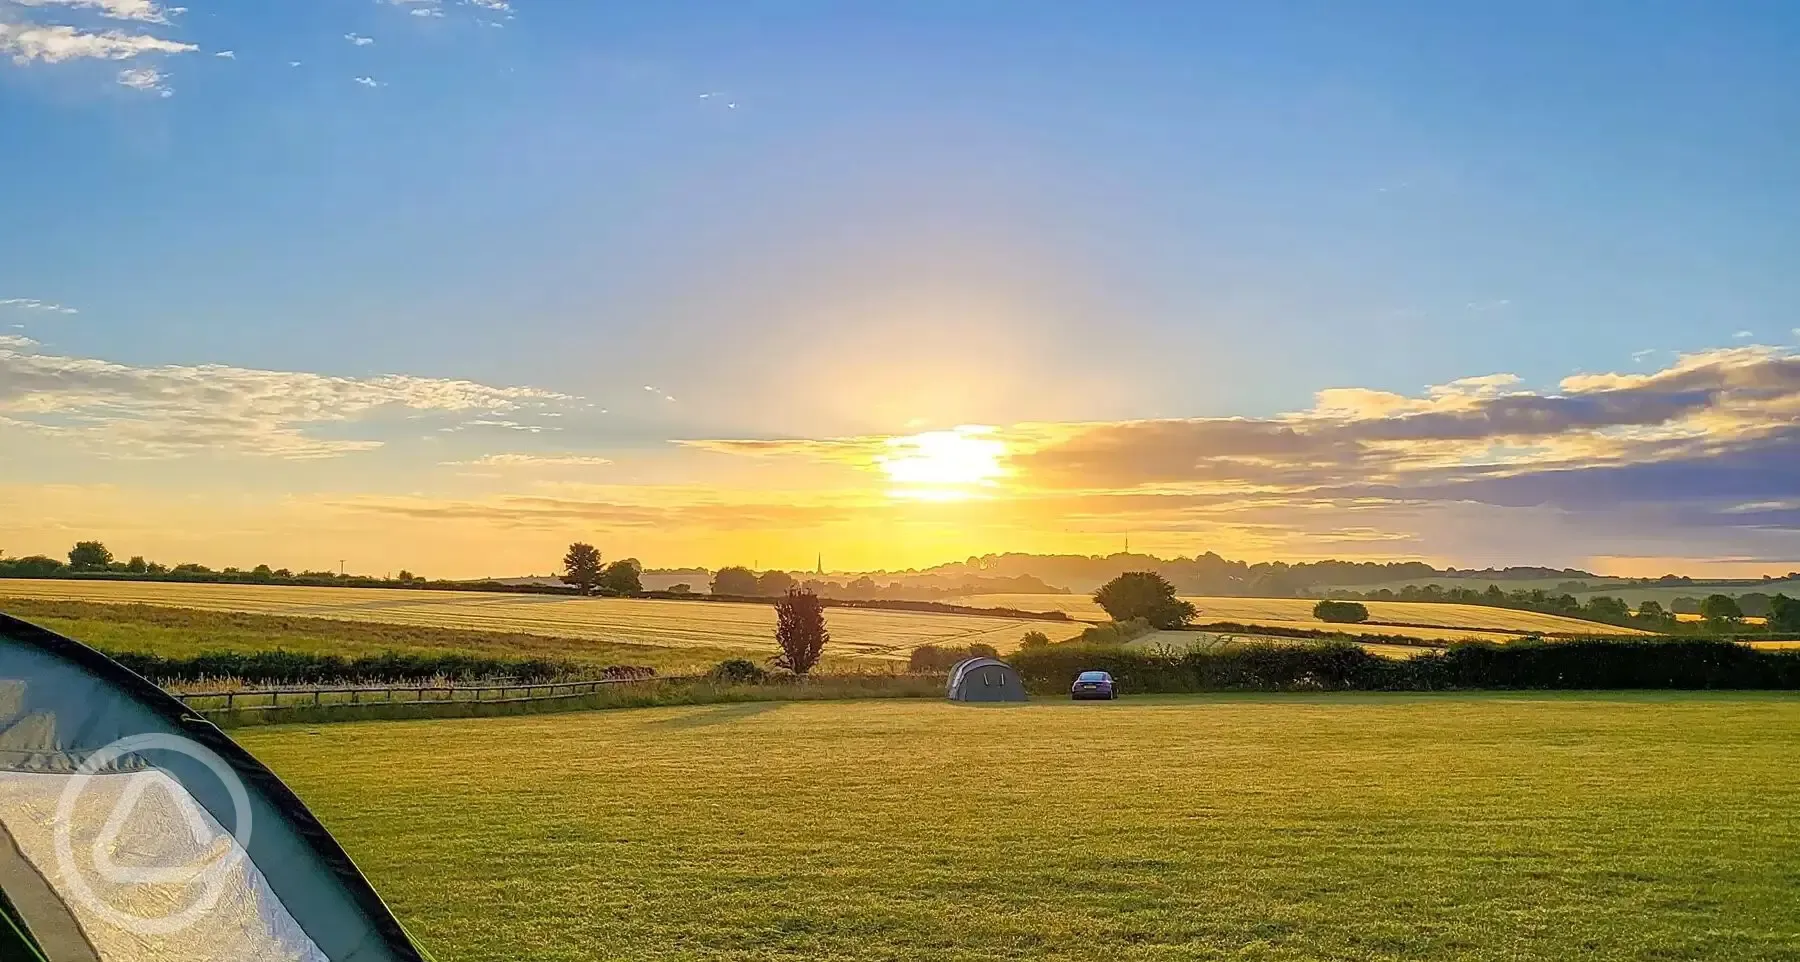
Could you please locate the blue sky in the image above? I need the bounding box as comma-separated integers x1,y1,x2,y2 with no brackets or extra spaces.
3,1,1799,575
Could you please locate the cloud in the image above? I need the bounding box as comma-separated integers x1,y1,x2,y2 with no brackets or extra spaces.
687,346,1800,540
9,0,179,24
353,75,380,87
444,454,614,468
345,33,375,46
0,339,573,459
0,298,77,315
115,65,169,95
0,22,196,63
1734,330,1755,339
213,49,233,58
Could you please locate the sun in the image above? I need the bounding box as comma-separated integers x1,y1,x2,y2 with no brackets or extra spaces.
877,426,1007,497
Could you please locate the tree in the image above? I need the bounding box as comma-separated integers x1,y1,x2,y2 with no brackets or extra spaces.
561,543,603,595
67,541,113,572
757,570,797,596
1582,596,1632,623
1634,600,1672,626
601,559,643,594
668,583,693,595
1312,600,1370,624
1018,630,1052,650
123,556,149,574
394,569,416,583
711,566,759,596
250,564,274,581
773,588,829,675
1700,593,1743,627
1769,594,1800,633
1092,572,1196,629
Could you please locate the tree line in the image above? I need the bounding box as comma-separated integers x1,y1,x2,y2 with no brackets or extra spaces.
1327,582,1800,633
0,541,425,585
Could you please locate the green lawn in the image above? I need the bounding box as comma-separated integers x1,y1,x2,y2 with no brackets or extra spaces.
0,597,738,674
240,692,1800,961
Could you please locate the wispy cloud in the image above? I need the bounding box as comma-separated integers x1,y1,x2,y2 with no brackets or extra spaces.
116,65,170,95
444,453,614,468
0,339,574,459
10,0,179,24
353,75,381,88
345,33,375,46
213,49,234,59
0,298,77,315
0,23,196,63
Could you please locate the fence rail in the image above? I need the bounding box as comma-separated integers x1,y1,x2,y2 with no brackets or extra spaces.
175,675,677,714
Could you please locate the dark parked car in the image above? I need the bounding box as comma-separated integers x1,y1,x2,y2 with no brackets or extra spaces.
1070,670,1117,700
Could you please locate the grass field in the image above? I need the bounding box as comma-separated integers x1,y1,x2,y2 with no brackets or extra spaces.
964,593,1653,637
0,597,743,673
0,581,1084,661
240,693,1800,962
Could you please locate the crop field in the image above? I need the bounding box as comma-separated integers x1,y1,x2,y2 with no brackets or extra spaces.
0,580,1084,661
1127,630,1444,659
963,593,1653,637
241,693,1800,962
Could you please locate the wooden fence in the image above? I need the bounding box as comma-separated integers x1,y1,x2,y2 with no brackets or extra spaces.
175,675,678,715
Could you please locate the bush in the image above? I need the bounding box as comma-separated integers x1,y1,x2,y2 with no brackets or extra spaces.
1312,600,1370,624
1018,630,1052,650
1076,618,1155,647
909,643,999,672
710,658,768,684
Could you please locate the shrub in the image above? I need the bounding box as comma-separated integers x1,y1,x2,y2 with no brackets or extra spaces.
1092,572,1196,629
1076,617,1155,647
909,643,999,672
711,658,768,684
1312,600,1370,624
1018,630,1052,650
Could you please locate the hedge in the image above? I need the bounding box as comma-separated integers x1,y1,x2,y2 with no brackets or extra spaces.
102,649,651,685
1010,639,1800,692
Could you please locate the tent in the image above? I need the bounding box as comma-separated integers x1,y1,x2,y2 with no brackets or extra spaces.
0,612,433,962
946,657,1027,703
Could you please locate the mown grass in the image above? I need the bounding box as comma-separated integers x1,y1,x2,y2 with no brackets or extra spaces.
0,597,742,674
241,692,1800,962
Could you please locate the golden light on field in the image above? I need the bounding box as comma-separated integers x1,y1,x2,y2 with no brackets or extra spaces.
878,426,1007,499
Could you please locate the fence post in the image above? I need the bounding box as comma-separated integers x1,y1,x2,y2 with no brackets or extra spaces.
226,692,234,712
314,689,322,706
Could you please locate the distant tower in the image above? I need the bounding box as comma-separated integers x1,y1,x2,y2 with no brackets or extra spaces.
816,553,823,575
1125,534,1130,554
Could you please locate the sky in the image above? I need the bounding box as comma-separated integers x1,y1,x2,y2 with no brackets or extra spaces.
2,0,1799,578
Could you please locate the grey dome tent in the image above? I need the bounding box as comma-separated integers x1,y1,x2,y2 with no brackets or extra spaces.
946,657,1027,703
0,612,433,962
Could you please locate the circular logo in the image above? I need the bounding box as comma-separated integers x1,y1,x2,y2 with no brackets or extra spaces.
50,732,255,937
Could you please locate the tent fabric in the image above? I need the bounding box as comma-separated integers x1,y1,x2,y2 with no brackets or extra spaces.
946,657,1027,702
0,612,432,962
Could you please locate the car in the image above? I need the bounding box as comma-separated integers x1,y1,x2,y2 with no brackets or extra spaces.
1070,670,1118,700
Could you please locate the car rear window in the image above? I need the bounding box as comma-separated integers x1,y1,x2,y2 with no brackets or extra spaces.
1077,671,1109,681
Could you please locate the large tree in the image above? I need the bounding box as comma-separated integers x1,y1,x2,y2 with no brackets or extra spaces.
711,566,760,596
67,541,114,572
561,542,603,595
601,558,643,594
1093,571,1196,629
773,588,829,675
1700,593,1743,627
1769,594,1800,633
757,570,797,596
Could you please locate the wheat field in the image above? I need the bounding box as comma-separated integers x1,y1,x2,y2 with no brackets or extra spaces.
0,580,1085,660
961,593,1656,637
